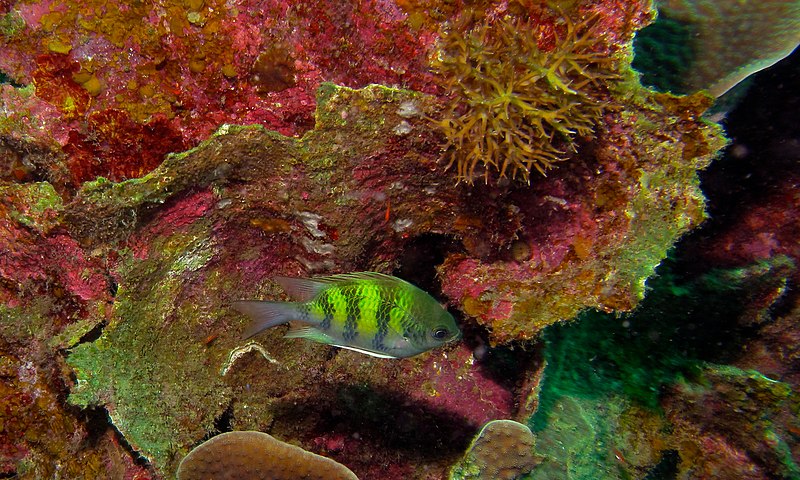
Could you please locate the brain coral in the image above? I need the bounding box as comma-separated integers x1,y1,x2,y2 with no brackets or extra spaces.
450,419,539,480
177,431,358,480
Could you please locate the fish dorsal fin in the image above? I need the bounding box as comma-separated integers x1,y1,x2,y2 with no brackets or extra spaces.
284,325,337,345
275,272,410,301
309,271,410,285
273,277,329,301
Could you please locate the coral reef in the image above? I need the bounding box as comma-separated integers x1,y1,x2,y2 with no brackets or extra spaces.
431,8,619,183
177,431,358,480
0,0,440,187
62,84,540,478
449,419,538,480
664,365,800,479
0,0,751,478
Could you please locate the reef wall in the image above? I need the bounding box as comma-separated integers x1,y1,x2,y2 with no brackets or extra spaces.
4,0,792,479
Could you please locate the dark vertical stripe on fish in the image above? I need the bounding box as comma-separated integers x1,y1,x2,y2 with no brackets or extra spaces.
372,299,391,352
298,303,311,322
343,286,360,342
318,289,334,331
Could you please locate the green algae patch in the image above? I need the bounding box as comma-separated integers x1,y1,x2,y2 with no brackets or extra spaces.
613,92,726,303
528,255,797,479
67,216,232,472
0,182,63,233
0,10,25,40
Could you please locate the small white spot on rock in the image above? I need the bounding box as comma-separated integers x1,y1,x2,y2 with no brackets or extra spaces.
393,218,413,232
397,100,421,118
393,120,412,136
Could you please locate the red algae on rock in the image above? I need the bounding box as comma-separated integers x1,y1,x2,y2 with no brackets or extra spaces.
0,0,443,188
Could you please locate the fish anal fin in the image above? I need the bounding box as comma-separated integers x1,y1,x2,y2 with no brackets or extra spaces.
332,344,399,359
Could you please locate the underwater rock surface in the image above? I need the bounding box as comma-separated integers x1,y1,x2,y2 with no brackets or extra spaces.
4,0,797,479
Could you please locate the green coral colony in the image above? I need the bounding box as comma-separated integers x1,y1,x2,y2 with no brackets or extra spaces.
431,10,618,184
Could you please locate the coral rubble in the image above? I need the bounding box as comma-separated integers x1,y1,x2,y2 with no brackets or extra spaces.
177,431,358,480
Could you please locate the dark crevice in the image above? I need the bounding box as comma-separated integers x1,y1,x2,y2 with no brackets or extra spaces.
108,276,119,297
643,449,680,480
393,233,460,297
0,70,24,88
69,405,153,471
273,385,475,461
213,403,235,435
106,409,153,470
75,319,108,345
78,406,115,448
673,49,799,279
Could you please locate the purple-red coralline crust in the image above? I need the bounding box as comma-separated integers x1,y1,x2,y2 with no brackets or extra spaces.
130,189,216,260
696,176,800,274
0,0,441,187
0,190,110,311
406,344,515,427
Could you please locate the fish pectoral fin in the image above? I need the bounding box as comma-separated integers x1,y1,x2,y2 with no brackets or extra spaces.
284,326,337,345
330,344,399,359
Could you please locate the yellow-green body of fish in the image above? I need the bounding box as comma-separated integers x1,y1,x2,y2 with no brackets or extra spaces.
233,272,461,358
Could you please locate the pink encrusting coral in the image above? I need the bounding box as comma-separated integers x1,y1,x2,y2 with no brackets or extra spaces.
406,344,516,427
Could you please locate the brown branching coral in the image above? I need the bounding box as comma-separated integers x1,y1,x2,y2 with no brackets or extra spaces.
431,10,619,184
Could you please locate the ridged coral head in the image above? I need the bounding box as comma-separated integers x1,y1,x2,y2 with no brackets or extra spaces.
177,431,358,480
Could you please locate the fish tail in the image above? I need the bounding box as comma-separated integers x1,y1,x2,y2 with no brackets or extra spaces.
232,301,302,339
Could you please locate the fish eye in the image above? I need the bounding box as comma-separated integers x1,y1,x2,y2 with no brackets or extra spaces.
432,327,450,340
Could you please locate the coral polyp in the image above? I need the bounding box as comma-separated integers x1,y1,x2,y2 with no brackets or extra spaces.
431,10,619,184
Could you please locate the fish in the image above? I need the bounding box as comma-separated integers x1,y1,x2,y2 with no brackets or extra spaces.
232,272,461,358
